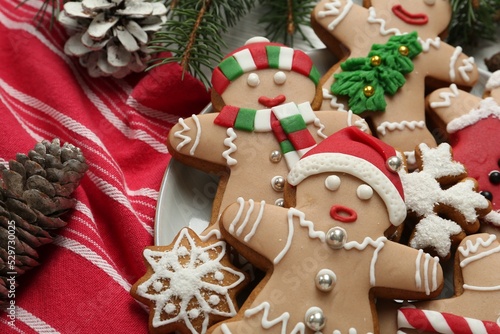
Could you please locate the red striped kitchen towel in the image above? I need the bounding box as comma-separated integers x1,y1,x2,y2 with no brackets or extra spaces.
0,0,210,332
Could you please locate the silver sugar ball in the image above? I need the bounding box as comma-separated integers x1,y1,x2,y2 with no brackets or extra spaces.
275,198,284,207
271,176,285,192
386,155,403,173
304,307,326,331
315,269,336,292
326,227,347,249
270,150,282,163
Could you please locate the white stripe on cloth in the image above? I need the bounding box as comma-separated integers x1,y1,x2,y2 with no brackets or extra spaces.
53,235,132,291
11,307,60,333
86,171,155,235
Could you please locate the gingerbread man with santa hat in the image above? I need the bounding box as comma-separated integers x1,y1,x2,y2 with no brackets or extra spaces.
209,126,443,334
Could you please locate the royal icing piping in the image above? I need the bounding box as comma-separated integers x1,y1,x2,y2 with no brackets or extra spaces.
243,200,266,242
244,302,306,334
174,115,201,155
235,199,255,237
418,37,441,52
137,228,245,333
314,118,328,139
222,128,238,166
459,235,500,268
229,197,246,235
458,234,496,258
344,237,386,286
414,249,439,295
322,88,347,111
429,83,460,109
317,0,354,31
449,47,474,82
376,120,426,136
367,7,402,36
447,97,500,133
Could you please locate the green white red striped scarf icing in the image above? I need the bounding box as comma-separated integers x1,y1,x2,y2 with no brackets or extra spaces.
214,102,317,169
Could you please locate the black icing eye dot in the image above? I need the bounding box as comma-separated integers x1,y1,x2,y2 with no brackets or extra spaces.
489,171,500,185
481,191,493,201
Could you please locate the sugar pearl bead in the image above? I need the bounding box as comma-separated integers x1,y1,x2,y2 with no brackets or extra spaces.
370,55,382,66
363,85,375,97
270,150,282,163
271,176,285,192
399,45,409,56
489,171,500,184
304,307,326,331
386,155,403,173
275,198,284,207
315,269,336,292
326,227,347,249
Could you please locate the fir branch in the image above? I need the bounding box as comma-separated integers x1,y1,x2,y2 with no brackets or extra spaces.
148,0,254,87
447,0,500,47
258,0,316,47
16,0,62,29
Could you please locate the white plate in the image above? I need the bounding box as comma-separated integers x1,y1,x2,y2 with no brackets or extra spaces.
154,48,492,246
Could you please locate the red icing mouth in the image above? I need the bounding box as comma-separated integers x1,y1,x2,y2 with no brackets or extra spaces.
392,5,428,25
330,205,358,223
258,95,286,108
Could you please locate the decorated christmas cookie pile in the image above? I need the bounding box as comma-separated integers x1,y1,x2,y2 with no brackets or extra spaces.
130,0,500,331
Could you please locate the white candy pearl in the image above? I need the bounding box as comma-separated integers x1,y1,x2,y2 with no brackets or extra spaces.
247,73,260,87
356,184,373,200
304,306,326,331
325,175,341,191
274,71,287,85
326,227,347,249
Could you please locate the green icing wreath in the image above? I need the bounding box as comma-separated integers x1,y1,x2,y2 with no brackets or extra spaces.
331,31,423,114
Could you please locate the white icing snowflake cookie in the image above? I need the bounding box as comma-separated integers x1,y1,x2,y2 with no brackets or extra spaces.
399,143,491,260
130,228,246,334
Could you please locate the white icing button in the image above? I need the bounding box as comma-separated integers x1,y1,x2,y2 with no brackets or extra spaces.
315,269,336,292
164,303,176,314
356,184,373,200
188,309,200,319
274,71,287,85
153,281,163,292
214,270,224,281
325,175,341,191
247,73,260,87
304,306,326,331
209,295,220,305
177,246,189,256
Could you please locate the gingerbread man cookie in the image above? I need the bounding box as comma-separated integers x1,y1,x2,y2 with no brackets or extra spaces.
167,37,368,237
209,127,443,334
311,0,478,165
397,233,500,333
426,70,500,228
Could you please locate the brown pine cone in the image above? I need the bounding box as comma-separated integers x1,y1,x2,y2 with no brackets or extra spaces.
0,139,88,309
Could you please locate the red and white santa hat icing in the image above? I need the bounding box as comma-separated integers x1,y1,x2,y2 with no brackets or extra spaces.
211,36,321,95
287,126,407,226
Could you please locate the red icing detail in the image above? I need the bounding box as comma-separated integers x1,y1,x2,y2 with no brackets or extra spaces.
211,67,231,95
250,45,270,69
214,105,239,127
301,127,405,200
271,118,287,143
450,117,500,210
330,205,357,222
258,95,286,108
288,128,316,151
392,5,428,25
291,50,313,77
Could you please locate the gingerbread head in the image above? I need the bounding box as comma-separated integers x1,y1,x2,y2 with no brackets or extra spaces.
212,127,443,334
426,71,500,228
311,0,478,166
210,37,323,111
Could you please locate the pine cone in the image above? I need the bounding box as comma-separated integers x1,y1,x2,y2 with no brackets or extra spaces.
58,0,168,78
0,139,88,309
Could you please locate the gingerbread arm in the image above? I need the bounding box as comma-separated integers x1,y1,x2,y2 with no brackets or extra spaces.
220,198,297,267
424,43,478,89
313,110,371,136
374,241,443,299
426,85,481,128
167,113,234,169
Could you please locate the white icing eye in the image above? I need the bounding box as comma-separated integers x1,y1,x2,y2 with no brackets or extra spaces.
274,71,287,85
423,0,435,5
247,73,260,87
325,175,341,191
356,184,373,200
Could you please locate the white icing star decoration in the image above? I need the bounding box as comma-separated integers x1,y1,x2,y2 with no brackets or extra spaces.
134,228,246,334
399,143,490,258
